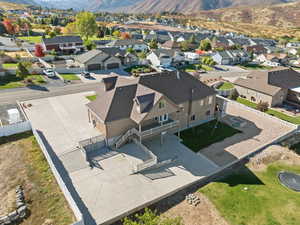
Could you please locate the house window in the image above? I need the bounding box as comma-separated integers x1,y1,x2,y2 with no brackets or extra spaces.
191,115,196,121
159,114,168,123
159,100,165,109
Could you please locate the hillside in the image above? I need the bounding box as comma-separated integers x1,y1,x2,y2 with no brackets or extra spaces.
0,1,29,10
193,1,300,27
124,0,299,13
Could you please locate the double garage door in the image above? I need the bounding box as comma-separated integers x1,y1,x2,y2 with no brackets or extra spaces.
87,64,101,71
106,63,119,70
87,63,119,71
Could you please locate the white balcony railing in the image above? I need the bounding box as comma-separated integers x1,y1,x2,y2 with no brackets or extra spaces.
141,120,179,137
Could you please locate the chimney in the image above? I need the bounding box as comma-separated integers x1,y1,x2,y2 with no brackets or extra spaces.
102,76,117,91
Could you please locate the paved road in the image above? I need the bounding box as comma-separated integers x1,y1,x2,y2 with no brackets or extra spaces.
0,82,102,104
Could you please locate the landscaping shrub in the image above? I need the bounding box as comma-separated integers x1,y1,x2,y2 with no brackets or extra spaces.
256,101,269,112
229,90,239,100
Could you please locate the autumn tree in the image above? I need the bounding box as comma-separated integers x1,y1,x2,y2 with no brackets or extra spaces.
2,19,16,35
121,32,131,40
75,12,97,41
34,44,45,57
63,22,77,35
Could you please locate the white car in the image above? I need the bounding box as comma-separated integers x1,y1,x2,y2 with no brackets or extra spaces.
43,69,55,78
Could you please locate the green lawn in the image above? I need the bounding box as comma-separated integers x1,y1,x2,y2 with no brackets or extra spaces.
217,82,234,90
86,95,97,101
181,64,213,72
125,65,154,74
2,63,18,69
18,36,42,43
179,120,241,152
0,75,46,90
237,97,300,124
200,162,300,225
239,63,273,70
60,74,80,81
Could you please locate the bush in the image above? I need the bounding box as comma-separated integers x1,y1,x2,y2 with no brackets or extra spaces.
256,101,269,112
229,90,239,100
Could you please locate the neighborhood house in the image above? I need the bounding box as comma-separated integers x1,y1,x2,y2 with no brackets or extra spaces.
42,35,84,54
234,68,300,107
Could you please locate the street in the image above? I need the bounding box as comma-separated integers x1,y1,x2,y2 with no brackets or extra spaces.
0,82,102,104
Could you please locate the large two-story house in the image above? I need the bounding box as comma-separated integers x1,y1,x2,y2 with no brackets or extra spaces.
234,68,300,107
42,36,84,54
86,71,216,145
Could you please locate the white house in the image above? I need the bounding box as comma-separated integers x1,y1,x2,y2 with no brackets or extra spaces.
106,40,148,52
147,49,185,67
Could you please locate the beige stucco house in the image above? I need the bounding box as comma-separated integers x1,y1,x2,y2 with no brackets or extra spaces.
86,71,217,146
234,68,300,107
75,49,122,71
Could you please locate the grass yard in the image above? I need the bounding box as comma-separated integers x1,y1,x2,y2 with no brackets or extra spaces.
239,63,273,70
237,97,300,124
0,75,46,90
2,63,18,69
86,95,97,101
60,74,80,81
125,65,155,74
217,82,234,90
179,120,241,152
200,162,300,225
181,64,213,72
18,36,42,44
0,132,75,225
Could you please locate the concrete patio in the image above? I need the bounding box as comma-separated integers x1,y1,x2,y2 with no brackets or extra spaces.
21,92,219,225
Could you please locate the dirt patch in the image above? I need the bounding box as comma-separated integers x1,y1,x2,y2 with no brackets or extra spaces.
248,145,300,171
161,192,228,225
0,142,28,215
0,132,75,225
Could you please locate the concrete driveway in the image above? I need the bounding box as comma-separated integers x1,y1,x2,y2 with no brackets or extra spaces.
21,93,219,225
199,101,296,167
78,69,130,83
22,92,100,155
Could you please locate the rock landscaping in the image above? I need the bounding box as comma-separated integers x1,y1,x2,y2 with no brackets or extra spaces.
0,186,28,225
185,193,201,207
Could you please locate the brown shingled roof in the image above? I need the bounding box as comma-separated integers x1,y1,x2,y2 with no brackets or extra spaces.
87,71,216,123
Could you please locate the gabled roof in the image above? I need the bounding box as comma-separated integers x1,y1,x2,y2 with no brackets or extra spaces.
234,68,300,96
87,71,216,123
42,36,83,45
107,39,145,47
75,50,109,64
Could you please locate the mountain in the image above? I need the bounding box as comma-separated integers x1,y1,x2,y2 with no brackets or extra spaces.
0,0,36,5
194,1,300,27
124,0,299,13
10,0,299,13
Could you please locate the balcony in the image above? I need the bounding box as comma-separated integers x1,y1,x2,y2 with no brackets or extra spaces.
140,119,179,138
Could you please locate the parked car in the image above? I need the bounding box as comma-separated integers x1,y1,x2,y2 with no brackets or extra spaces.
81,71,91,79
43,69,56,78
158,65,177,72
